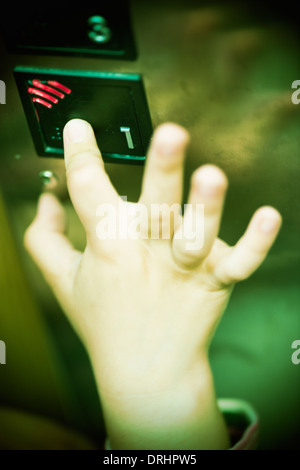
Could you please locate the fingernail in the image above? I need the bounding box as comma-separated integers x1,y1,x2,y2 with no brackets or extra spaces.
199,181,223,197
259,217,279,234
153,123,189,157
194,165,227,197
64,119,90,143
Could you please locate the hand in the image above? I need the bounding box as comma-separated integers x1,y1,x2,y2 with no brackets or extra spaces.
24,119,281,449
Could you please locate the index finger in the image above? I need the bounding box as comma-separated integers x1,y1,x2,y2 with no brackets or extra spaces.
63,119,120,245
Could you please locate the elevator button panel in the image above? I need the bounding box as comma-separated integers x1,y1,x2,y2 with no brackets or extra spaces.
14,67,153,164
1,3,136,60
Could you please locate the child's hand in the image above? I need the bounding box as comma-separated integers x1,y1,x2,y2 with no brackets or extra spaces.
24,119,281,449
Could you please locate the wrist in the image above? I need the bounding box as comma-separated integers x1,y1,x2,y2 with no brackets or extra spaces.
95,361,229,450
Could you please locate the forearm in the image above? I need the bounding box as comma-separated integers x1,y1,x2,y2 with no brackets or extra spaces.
93,361,230,450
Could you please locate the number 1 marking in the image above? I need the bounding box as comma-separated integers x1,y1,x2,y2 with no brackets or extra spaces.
120,127,134,149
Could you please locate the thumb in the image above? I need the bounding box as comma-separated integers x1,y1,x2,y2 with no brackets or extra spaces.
24,192,82,298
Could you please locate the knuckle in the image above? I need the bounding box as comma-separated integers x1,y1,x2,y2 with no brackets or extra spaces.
66,150,103,188
67,164,96,188
224,265,246,283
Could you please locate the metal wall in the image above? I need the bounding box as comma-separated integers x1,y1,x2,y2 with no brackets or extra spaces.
0,1,299,449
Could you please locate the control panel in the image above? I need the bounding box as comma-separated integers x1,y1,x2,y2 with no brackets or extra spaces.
14,67,153,164
1,3,136,60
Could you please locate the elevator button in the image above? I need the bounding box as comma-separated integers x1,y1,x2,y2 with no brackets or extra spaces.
0,3,136,60
39,170,59,189
14,67,152,164
87,16,112,44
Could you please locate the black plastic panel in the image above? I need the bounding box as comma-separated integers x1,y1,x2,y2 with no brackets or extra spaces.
1,3,137,60
14,67,152,164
